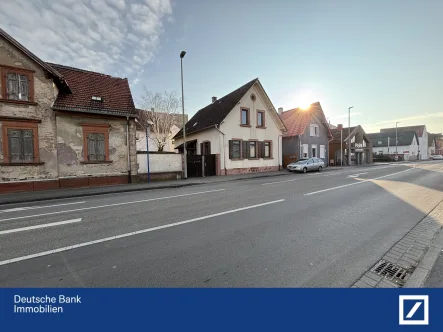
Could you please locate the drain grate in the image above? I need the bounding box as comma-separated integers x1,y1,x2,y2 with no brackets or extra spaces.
370,259,413,286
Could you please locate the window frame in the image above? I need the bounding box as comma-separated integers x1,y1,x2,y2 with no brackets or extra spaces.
248,140,258,159
81,123,112,164
0,66,36,105
256,110,266,128
1,121,41,165
263,140,272,159
229,139,242,160
240,107,251,127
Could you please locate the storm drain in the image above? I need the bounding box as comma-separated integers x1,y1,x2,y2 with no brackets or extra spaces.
370,259,413,286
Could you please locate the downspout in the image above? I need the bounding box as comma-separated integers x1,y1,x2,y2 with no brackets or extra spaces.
126,116,131,183
215,124,226,175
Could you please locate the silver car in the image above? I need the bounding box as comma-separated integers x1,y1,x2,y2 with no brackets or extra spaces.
287,158,325,173
432,155,443,160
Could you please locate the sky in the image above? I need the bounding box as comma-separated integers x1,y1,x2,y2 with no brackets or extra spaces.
1,0,442,133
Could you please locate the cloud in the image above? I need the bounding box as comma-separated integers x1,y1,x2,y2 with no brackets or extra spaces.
363,112,443,132
0,0,173,83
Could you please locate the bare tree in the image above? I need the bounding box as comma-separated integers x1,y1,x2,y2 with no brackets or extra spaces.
138,90,181,152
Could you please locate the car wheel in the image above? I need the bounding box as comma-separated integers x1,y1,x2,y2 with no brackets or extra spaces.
318,166,322,172
303,167,307,173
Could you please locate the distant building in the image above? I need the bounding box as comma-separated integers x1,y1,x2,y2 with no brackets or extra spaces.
379,125,428,160
368,131,419,161
329,125,373,165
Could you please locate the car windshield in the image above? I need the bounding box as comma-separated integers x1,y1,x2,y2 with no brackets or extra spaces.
295,160,308,164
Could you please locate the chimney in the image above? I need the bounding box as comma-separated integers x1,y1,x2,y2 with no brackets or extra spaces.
338,124,343,130
278,107,283,115
212,96,217,103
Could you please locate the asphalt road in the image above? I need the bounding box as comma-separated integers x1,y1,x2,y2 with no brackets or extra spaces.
1,161,443,287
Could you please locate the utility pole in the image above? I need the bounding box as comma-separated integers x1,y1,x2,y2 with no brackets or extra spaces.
396,121,400,158
180,51,187,179
348,106,354,166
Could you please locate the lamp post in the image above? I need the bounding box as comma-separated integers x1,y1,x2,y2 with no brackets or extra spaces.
348,106,354,166
395,121,400,157
180,51,187,179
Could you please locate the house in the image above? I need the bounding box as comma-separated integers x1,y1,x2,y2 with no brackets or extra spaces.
428,133,438,157
279,102,332,167
135,110,186,152
436,134,443,155
0,28,137,193
368,131,419,161
380,125,428,160
173,78,286,175
329,125,373,165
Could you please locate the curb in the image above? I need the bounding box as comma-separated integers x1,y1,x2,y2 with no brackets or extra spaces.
404,228,443,287
0,171,290,206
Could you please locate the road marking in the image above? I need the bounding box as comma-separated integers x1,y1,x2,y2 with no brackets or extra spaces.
0,201,85,213
261,172,344,186
348,172,368,178
304,168,414,196
0,199,284,266
0,218,82,235
0,189,225,222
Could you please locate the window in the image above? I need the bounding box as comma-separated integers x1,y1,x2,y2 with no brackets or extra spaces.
263,141,271,158
81,124,110,163
320,145,325,158
240,108,250,126
229,140,241,159
2,121,39,164
201,141,211,155
311,144,317,157
302,144,308,158
257,111,265,128
1,67,34,103
249,141,257,158
310,124,319,137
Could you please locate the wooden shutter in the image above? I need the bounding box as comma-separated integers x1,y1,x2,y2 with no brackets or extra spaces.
8,129,22,162
6,73,19,100
96,133,105,161
19,75,29,101
229,140,234,159
242,140,248,159
87,133,97,161
260,142,265,158
22,129,34,161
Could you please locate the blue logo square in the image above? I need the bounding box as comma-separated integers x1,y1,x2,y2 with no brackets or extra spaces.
403,300,425,321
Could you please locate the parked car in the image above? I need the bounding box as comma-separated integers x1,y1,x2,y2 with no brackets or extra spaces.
432,155,443,160
287,158,325,173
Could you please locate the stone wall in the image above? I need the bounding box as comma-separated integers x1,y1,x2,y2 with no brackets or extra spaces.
0,37,58,182
225,166,279,175
56,114,138,178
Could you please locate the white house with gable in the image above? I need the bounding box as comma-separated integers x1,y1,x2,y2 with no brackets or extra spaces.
173,78,286,175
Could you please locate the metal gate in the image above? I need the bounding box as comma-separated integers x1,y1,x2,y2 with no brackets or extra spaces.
187,155,202,178
186,154,216,177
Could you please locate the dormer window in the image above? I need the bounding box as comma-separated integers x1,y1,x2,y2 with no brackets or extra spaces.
91,96,103,102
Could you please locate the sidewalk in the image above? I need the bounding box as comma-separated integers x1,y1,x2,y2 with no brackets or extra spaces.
0,170,295,205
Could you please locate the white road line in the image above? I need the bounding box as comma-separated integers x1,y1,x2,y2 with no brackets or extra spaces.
0,189,225,222
261,172,345,186
0,201,85,213
304,168,414,196
0,199,285,266
0,218,82,235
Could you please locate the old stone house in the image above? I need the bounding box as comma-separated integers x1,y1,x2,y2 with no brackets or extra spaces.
0,28,137,193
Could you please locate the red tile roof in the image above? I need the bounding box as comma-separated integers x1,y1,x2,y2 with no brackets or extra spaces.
280,102,332,138
49,63,136,117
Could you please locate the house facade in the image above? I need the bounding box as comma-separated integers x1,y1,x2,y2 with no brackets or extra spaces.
428,133,437,157
173,78,286,175
380,125,428,160
280,102,332,167
0,28,137,193
369,131,419,160
329,125,373,165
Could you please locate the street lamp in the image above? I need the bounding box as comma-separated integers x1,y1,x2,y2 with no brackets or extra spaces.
348,106,354,166
395,121,400,157
180,51,187,179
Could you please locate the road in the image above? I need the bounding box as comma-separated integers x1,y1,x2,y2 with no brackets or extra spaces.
1,161,443,287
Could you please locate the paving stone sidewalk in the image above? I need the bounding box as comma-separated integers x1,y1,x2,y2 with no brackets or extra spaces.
352,200,443,288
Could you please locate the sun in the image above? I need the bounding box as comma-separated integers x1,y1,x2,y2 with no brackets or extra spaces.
294,89,315,110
